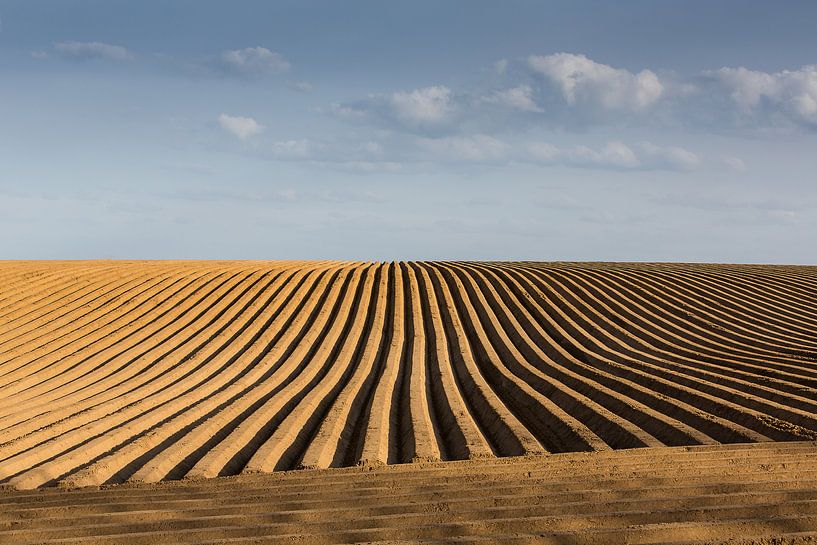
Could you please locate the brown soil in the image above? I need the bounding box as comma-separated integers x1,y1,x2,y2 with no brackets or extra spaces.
1,261,816,543
2,442,816,544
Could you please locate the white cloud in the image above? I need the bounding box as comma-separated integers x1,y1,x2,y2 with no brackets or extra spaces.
709,67,779,111
389,86,453,125
485,85,543,112
331,54,672,136
527,141,698,171
418,134,508,162
331,85,456,133
218,114,265,140
331,54,817,134
52,41,134,62
214,47,290,76
707,65,817,127
528,53,664,111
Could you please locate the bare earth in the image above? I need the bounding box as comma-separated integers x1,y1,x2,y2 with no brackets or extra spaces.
1,260,816,543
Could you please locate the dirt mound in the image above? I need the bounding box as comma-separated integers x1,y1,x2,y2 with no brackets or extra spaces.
1,261,816,491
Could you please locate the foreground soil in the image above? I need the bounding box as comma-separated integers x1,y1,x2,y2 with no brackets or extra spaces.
1,441,816,544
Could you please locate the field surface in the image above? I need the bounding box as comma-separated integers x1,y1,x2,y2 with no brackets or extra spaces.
2,441,816,544
1,260,817,542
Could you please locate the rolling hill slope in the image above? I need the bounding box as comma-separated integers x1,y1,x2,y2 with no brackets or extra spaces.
1,260,816,491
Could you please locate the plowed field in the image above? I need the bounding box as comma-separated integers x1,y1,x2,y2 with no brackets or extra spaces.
2,260,816,542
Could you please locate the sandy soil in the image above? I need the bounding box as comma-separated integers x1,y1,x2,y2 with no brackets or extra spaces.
1,260,816,542
1,441,816,543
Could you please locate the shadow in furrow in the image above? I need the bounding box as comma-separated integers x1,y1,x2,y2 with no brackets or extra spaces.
467,263,701,448
272,265,379,470
409,263,471,461
444,264,637,451
395,262,418,463
342,263,396,467
215,268,359,475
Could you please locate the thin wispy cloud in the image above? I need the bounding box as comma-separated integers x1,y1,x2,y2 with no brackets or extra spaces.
31,42,295,83
526,141,699,171
34,41,134,62
270,139,312,159
208,47,290,77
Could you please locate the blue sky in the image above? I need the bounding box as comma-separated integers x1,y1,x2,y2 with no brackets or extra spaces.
1,1,816,261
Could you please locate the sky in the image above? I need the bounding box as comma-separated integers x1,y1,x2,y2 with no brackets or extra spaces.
1,0,816,262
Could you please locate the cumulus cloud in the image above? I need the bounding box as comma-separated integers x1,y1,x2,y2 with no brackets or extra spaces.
332,54,671,134
211,47,290,76
331,54,817,134
705,65,817,128
527,141,699,171
528,53,664,112
709,67,779,111
484,85,543,112
49,41,134,62
218,114,265,140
